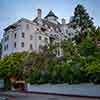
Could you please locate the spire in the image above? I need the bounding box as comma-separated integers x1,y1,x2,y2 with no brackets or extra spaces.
45,10,58,19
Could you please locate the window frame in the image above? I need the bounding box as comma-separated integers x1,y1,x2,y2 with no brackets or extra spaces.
21,42,24,48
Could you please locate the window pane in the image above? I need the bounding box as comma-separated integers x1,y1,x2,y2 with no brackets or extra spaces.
30,35,33,40
39,36,41,40
4,46,6,51
6,44,8,50
21,42,24,47
14,33,16,39
22,32,25,38
7,35,9,41
14,42,16,48
30,44,33,50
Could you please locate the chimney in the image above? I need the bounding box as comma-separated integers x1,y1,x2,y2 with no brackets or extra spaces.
62,18,66,25
37,8,42,18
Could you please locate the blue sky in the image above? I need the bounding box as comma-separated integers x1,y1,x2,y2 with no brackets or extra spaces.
0,0,100,39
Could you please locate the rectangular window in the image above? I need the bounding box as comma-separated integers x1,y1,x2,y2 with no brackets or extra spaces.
7,35,9,41
4,46,6,51
14,33,16,39
30,35,33,40
57,49,60,56
39,36,42,40
4,44,8,51
22,32,25,38
4,37,6,42
14,42,16,48
21,42,24,48
30,44,33,50
6,44,8,50
4,35,9,42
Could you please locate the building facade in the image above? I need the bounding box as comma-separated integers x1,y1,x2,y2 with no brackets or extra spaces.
1,9,76,57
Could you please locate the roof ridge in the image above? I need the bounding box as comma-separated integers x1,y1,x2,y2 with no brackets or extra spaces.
45,10,58,19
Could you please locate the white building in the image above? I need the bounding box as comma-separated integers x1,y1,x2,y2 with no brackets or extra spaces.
1,9,76,57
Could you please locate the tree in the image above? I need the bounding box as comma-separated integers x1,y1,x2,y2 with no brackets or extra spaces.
79,32,96,56
0,52,27,79
85,58,100,84
71,4,94,42
0,42,2,58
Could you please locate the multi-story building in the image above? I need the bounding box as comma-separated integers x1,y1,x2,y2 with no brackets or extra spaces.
1,9,76,57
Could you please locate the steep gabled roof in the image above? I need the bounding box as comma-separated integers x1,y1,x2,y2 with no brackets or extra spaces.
45,10,58,19
4,18,35,31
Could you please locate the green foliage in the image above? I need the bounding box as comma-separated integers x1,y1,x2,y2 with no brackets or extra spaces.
0,36,100,84
0,4,100,85
84,58,100,84
95,27,100,41
0,52,27,79
71,4,94,30
0,42,2,58
71,4,94,43
79,34,96,56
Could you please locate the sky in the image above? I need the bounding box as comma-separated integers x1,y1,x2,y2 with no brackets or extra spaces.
0,0,100,40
